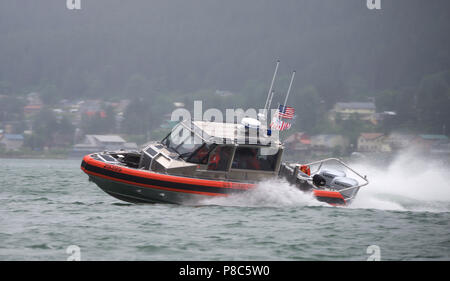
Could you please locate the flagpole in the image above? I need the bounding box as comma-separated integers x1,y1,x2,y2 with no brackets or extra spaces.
267,90,275,112
283,71,296,109
277,71,295,143
264,60,280,114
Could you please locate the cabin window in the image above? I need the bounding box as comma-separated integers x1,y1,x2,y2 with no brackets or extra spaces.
176,134,203,158
145,146,158,157
162,124,203,157
207,146,234,171
161,125,183,153
187,144,215,164
231,147,279,171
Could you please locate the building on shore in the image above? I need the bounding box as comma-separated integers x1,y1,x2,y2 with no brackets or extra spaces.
430,142,450,156
284,132,311,152
357,133,391,153
0,134,24,151
329,102,376,122
310,134,349,154
71,134,137,157
413,134,449,152
385,133,416,151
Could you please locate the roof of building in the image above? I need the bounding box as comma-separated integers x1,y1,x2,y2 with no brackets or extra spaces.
89,135,126,143
388,133,416,138
387,133,416,141
335,102,376,110
3,134,24,141
284,132,310,144
24,105,43,110
311,134,343,139
418,134,449,141
359,133,384,140
84,111,106,118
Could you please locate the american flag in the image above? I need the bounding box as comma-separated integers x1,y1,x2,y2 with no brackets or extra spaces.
278,105,295,119
270,116,291,131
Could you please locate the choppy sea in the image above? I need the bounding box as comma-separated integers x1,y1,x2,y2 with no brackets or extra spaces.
1,152,449,260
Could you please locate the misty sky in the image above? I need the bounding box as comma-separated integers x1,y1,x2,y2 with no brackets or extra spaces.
0,0,449,103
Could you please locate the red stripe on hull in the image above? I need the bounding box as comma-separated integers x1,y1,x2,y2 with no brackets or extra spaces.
313,190,345,199
82,167,228,197
313,189,347,206
83,155,254,191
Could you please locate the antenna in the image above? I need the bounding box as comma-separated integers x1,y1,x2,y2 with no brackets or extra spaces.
267,90,275,112
263,60,280,112
283,71,296,108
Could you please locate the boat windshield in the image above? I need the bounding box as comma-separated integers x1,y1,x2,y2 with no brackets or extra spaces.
187,143,215,164
177,134,203,159
162,124,204,159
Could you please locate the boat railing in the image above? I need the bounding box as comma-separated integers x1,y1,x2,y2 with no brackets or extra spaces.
291,158,369,194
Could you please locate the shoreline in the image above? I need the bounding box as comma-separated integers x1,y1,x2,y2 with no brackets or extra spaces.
0,154,71,160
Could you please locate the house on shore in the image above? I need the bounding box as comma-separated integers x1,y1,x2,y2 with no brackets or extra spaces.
71,134,137,157
310,134,349,154
284,132,311,152
385,133,416,151
0,134,24,151
282,132,312,161
329,102,376,122
357,133,391,153
23,104,43,117
413,134,449,152
430,142,450,155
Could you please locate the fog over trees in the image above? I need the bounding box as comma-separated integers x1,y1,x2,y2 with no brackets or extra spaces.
0,0,449,136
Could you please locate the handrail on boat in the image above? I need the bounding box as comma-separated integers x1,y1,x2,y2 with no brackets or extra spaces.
290,158,369,193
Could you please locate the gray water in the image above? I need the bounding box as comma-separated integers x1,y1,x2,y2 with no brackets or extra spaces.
1,155,449,261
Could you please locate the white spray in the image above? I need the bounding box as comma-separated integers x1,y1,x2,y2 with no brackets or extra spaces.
201,178,327,208
201,149,450,213
350,148,450,212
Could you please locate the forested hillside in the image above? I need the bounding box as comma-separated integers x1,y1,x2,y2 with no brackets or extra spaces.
1,0,449,134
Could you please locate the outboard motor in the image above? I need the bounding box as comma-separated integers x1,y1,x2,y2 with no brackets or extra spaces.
318,169,346,186
281,158,369,206
312,174,326,187
329,177,359,198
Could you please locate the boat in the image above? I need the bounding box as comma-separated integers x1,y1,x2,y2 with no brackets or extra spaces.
81,119,368,206
81,61,368,206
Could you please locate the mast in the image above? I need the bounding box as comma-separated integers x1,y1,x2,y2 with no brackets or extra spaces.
263,60,280,113
267,90,275,112
283,71,296,109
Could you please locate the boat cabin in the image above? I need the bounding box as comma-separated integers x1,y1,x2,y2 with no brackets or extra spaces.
139,120,284,181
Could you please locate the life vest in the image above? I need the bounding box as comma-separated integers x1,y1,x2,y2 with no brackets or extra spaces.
197,149,208,158
196,148,209,163
249,157,260,169
300,165,311,176
208,151,221,170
